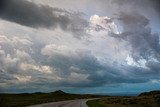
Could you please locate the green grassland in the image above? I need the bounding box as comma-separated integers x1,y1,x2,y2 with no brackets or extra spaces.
0,90,103,107
87,99,105,107
87,90,160,107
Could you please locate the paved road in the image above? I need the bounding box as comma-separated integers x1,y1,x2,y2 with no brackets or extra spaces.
28,99,91,107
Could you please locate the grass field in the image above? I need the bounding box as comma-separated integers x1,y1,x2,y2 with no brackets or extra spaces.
87,90,160,107
0,90,103,107
87,99,105,107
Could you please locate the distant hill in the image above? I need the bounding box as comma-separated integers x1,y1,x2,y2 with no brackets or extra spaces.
139,90,160,96
51,90,66,94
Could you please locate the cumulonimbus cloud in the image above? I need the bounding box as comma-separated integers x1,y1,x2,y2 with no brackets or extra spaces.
0,0,160,93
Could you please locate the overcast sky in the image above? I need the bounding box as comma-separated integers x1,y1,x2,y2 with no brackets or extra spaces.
0,0,160,94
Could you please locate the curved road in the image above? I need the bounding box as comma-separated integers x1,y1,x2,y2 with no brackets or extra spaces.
29,99,91,107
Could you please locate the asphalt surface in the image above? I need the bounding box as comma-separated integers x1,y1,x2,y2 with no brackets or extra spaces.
28,99,90,107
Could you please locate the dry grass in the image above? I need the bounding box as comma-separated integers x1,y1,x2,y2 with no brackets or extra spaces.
87,91,160,107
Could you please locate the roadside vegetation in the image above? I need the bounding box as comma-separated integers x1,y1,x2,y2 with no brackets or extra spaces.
87,99,105,107
87,90,160,107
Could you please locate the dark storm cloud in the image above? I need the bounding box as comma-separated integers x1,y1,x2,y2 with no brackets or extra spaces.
112,12,160,62
0,0,63,28
0,0,88,37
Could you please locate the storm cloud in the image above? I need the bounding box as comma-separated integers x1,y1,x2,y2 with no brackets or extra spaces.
112,12,160,63
0,0,88,38
0,0,160,93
